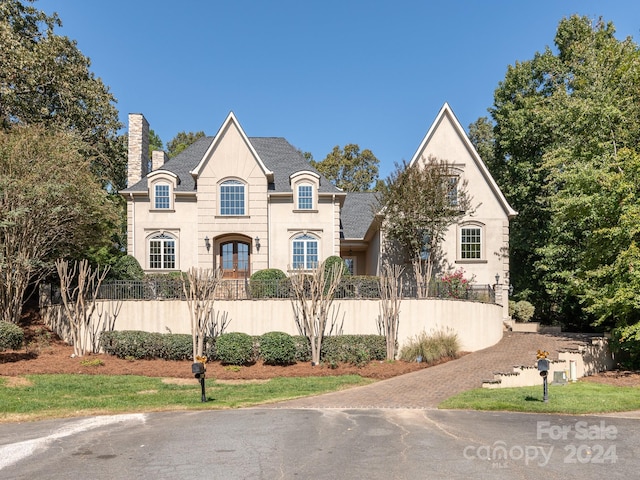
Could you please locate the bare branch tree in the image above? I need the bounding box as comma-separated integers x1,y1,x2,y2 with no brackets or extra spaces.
182,267,224,361
377,264,404,360
55,259,109,357
290,261,344,366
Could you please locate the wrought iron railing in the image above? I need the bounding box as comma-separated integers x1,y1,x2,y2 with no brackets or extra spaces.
43,277,496,304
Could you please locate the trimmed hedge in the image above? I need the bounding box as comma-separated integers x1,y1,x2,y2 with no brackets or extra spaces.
99,331,194,360
98,330,389,366
321,335,386,366
259,331,296,365
216,332,256,365
0,321,24,351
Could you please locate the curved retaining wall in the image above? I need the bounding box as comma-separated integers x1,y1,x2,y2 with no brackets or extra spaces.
43,298,504,353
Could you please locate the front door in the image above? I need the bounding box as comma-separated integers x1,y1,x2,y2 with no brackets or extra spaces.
220,241,250,279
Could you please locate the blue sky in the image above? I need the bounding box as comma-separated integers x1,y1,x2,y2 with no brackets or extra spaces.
37,0,640,178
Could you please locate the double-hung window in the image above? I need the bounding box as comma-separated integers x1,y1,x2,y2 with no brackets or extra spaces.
292,234,318,269
297,184,313,210
220,180,245,215
460,227,482,260
154,183,170,209
149,233,176,269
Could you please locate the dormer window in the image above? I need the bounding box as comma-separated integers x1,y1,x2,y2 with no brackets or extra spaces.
154,183,170,209
220,179,246,216
298,184,313,209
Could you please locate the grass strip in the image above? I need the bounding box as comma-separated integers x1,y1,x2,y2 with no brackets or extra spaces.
0,374,372,422
439,382,640,414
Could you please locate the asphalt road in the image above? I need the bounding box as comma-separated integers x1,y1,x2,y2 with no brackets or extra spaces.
1,408,638,479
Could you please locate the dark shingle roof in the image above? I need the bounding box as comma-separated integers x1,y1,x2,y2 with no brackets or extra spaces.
340,192,379,239
121,136,341,194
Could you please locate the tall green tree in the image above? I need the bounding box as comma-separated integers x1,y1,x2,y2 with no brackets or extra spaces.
0,0,125,190
167,131,205,158
486,15,640,333
0,126,120,323
311,144,379,192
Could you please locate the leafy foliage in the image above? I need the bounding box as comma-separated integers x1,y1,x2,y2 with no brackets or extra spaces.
250,269,287,298
378,158,473,297
310,144,379,192
258,331,297,365
0,0,125,189
0,126,119,323
215,332,256,366
167,131,206,158
0,321,23,351
485,15,640,338
439,268,474,299
321,335,386,366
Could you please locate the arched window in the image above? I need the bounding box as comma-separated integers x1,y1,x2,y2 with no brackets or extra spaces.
292,233,319,269
149,233,176,269
220,179,245,215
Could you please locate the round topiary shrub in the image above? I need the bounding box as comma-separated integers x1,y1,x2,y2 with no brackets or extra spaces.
250,269,287,298
113,254,145,280
0,321,24,351
216,332,255,365
513,300,535,322
259,331,296,365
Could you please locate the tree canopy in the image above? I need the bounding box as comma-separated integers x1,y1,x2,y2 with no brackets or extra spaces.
484,15,640,336
311,144,380,192
0,125,120,323
0,0,125,190
167,131,206,158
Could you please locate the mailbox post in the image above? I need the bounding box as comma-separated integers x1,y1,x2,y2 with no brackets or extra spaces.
192,360,207,403
537,350,550,403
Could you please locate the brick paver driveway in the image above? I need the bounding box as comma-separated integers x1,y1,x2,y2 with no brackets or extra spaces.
266,332,592,409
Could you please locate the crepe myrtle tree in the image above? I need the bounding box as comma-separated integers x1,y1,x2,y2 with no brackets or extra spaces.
182,267,225,361
377,264,404,360
56,259,109,357
377,157,473,297
290,260,344,366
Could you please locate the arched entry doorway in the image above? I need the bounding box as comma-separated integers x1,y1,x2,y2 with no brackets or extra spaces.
220,240,250,279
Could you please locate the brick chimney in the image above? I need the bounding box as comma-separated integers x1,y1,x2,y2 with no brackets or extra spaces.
151,150,168,171
127,113,149,187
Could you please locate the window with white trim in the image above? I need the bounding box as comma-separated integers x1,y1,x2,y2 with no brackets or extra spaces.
298,184,313,209
149,233,176,269
446,177,459,206
220,179,245,215
154,183,170,209
292,234,319,269
460,226,482,259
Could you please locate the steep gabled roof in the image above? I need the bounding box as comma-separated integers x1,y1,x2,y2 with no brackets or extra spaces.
121,116,341,195
409,103,517,218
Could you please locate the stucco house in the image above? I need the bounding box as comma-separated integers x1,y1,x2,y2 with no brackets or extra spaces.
121,103,516,310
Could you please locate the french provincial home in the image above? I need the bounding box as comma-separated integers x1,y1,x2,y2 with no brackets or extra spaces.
121,103,516,319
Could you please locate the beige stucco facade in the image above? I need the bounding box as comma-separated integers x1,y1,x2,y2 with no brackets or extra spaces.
122,104,516,319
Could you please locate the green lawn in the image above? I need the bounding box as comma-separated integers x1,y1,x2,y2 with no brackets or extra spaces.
439,382,640,414
0,374,372,422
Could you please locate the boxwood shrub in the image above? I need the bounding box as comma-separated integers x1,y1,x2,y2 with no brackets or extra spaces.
0,321,24,351
259,331,296,365
100,331,199,360
250,269,288,298
216,332,255,365
321,335,386,366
